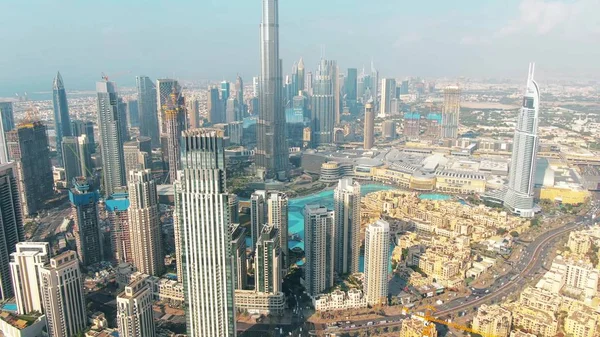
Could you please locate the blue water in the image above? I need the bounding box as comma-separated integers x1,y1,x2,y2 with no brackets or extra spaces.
418,193,452,201
3,303,17,312
165,273,177,281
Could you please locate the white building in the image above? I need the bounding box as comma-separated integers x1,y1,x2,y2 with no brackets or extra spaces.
10,242,50,315
364,220,390,305
0,311,46,337
117,278,156,337
314,289,367,312
333,178,361,275
39,251,87,337
304,205,334,296
175,129,236,336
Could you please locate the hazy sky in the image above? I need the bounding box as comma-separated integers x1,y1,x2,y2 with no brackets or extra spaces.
1,0,598,95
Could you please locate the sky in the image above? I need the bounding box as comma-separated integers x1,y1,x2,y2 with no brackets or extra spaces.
1,0,598,96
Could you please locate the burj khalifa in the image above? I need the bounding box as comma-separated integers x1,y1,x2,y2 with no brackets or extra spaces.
504,63,540,218
256,0,288,180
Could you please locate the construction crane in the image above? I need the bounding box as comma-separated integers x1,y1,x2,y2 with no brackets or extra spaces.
100,70,132,82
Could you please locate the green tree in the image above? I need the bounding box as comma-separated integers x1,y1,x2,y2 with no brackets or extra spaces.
510,231,519,238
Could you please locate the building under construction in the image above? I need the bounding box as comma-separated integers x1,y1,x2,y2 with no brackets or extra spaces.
440,86,461,139
162,88,186,184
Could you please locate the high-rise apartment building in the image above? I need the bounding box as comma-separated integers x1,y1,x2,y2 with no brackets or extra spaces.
162,88,185,184
39,251,87,337
346,68,358,101
250,190,267,250
311,59,337,146
157,79,180,134
0,102,14,132
235,75,244,109
231,224,247,290
136,76,160,147
256,0,288,180
52,72,72,165
504,64,539,218
250,190,288,265
62,135,93,184
70,178,102,266
363,219,389,305
297,58,305,94
363,100,374,149
226,97,239,123
10,242,50,315
333,178,361,275
255,225,281,293
403,113,421,138
116,277,156,337
123,140,151,181
207,86,221,124
187,97,200,129
71,120,95,154
220,81,231,101
0,163,24,300
380,78,397,117
440,86,461,139
175,129,236,336
117,97,130,142
128,170,164,276
6,121,54,216
127,98,139,129
304,204,334,296
472,304,512,337
97,81,126,197
106,193,132,263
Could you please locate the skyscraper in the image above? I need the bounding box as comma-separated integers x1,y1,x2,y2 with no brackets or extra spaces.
70,177,102,266
106,193,132,264
231,224,247,290
304,204,334,296
305,71,313,96
252,77,260,98
0,163,23,301
127,98,139,129
62,135,92,184
10,242,50,315
157,79,180,134
255,225,281,293
504,64,540,218
250,190,267,250
175,129,236,336
226,97,239,123
220,81,231,101
117,277,156,337
117,97,130,142
97,80,126,197
163,88,185,184
440,86,461,139
124,140,151,181
256,0,288,180
250,190,288,264
363,100,375,149
6,121,54,216
236,75,244,111
380,78,397,117
136,76,160,147
297,57,305,94
71,120,95,154
333,178,361,275
52,72,72,166
346,68,358,101
0,102,14,132
128,170,164,276
363,219,389,305
311,59,337,146
187,97,200,129
207,86,221,124
333,65,341,124
39,251,87,337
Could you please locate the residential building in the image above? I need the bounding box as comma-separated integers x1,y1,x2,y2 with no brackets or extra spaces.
314,289,367,312
10,242,50,315
62,135,93,184
39,251,87,337
311,59,336,146
504,64,540,218
231,224,247,290
0,163,24,300
0,102,14,132
304,204,334,296
403,113,421,138
187,97,200,129
440,86,460,139
52,72,72,165
136,76,160,147
565,309,597,337
127,99,139,129
6,121,54,216
128,170,163,276
156,79,180,134
0,311,46,337
207,87,221,123
567,231,592,255
70,177,102,266
255,225,281,294
116,278,156,337
250,190,267,249
472,304,511,337
363,219,390,305
106,193,132,263
256,0,288,180
71,120,95,154
399,317,438,337
175,129,235,336
363,100,374,149
380,78,397,117
233,290,285,315
97,80,126,197
333,178,361,275
250,190,288,262
162,88,185,184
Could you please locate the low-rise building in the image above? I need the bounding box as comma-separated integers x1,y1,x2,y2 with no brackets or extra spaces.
565,309,598,337
510,305,558,337
0,311,46,337
314,289,367,312
399,317,438,337
472,304,511,337
234,290,285,315
567,231,592,255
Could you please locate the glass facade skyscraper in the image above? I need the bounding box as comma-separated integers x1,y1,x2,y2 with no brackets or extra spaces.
52,72,72,165
136,76,160,147
311,59,337,146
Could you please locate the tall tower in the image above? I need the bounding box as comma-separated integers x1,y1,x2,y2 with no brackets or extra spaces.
10,242,50,315
333,178,361,275
504,64,540,218
363,219,389,305
97,80,126,197
157,79,180,134
363,100,374,149
207,86,222,124
267,191,288,269
6,121,54,216
297,57,305,94
62,135,92,184
379,78,397,117
255,225,281,293
0,102,14,132
311,59,337,146
70,177,102,266
106,193,132,264
136,76,160,147
236,75,244,111
256,0,288,180
0,163,24,301
128,170,164,276
39,251,87,337
440,86,461,139
52,72,72,166
71,120,95,154
304,204,334,296
163,88,185,184
230,224,248,290
175,129,236,336
117,277,156,337
250,190,267,250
